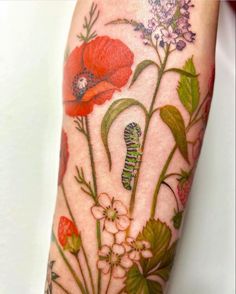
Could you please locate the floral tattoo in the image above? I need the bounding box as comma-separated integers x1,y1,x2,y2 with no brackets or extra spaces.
46,1,215,294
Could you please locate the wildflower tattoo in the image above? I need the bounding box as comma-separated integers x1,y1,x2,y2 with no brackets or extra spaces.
46,1,216,293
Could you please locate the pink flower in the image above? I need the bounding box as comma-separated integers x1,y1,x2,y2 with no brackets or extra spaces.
97,244,133,278
124,238,153,261
91,193,130,234
148,18,158,31
161,26,178,44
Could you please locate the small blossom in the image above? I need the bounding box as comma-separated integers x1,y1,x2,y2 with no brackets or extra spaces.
161,26,178,44
124,238,153,261
154,33,160,40
148,18,158,31
176,40,186,50
97,244,133,278
91,193,130,234
183,31,196,42
134,23,145,31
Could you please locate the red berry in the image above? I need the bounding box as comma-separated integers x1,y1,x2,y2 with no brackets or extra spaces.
58,216,79,248
177,177,193,207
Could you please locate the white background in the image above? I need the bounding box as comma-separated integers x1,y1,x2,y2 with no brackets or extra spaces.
0,1,235,294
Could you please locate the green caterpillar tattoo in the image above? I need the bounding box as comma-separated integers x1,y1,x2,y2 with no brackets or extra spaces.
122,122,142,190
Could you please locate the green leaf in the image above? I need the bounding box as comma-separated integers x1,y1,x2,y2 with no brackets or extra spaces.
165,67,199,78
177,57,200,114
150,241,178,281
125,265,163,294
137,219,172,273
51,272,60,281
160,105,189,163
130,60,159,87
101,98,148,170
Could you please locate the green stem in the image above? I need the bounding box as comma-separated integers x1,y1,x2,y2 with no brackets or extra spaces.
129,45,170,217
52,231,86,294
61,184,95,294
85,116,102,294
52,279,72,294
75,255,90,294
105,269,113,294
150,146,177,218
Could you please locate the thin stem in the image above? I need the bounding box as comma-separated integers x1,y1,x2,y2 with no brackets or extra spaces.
75,255,90,294
129,45,170,218
52,231,86,294
81,245,96,294
163,173,182,180
52,279,72,294
85,116,102,294
105,269,113,294
162,180,180,212
150,146,177,218
61,184,95,294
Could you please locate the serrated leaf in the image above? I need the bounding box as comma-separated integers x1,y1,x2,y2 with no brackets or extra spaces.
165,67,198,78
130,60,159,87
150,241,178,281
137,219,171,273
160,105,189,163
177,57,200,114
101,98,148,170
125,265,163,294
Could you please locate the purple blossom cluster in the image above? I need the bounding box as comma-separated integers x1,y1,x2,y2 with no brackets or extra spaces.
135,0,195,50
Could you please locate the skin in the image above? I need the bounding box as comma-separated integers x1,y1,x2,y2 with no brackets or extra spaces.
46,1,220,293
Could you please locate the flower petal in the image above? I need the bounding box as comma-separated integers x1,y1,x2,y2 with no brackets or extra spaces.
120,255,133,268
113,200,128,216
63,100,94,117
63,45,85,96
93,89,115,105
105,220,119,234
129,251,140,261
91,206,104,220
98,193,112,208
112,244,125,256
99,245,110,257
142,240,151,249
142,250,153,259
83,36,134,79
113,266,126,279
97,260,110,274
109,67,133,88
116,216,130,231
82,81,118,102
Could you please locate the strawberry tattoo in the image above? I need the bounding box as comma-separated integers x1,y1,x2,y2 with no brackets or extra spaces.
58,216,81,254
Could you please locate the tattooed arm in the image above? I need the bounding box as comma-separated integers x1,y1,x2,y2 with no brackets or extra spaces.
45,1,219,293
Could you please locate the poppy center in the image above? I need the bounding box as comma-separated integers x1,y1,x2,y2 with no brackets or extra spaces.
72,69,98,101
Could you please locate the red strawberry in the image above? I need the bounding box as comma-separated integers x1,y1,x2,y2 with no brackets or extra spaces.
58,216,81,254
177,176,193,207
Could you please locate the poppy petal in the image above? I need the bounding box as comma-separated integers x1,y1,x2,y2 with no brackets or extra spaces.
64,100,94,117
82,81,118,102
93,90,115,105
109,67,133,88
83,36,134,79
63,45,85,101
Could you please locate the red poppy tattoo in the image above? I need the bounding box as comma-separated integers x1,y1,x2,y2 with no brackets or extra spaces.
63,36,134,116
58,130,69,185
